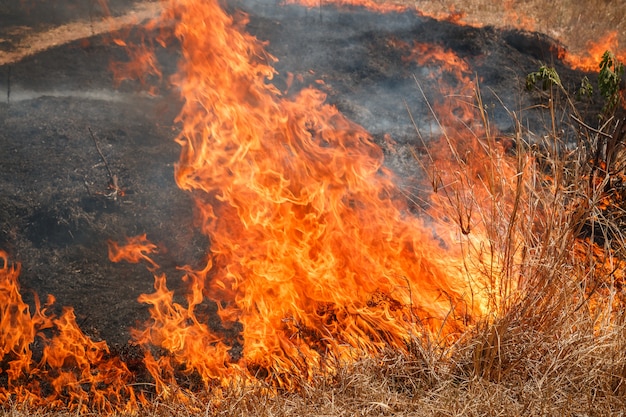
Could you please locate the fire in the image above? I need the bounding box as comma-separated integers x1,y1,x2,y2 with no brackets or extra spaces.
102,8,534,396
398,40,525,310
107,233,160,271
289,0,625,76
401,40,474,98
0,0,543,411
559,31,626,72
110,41,163,95
106,0,498,389
0,251,138,413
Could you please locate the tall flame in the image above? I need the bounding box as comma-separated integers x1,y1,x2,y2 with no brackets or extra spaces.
558,31,626,72
125,0,500,388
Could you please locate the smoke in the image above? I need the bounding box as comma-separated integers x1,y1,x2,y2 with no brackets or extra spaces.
6,88,135,102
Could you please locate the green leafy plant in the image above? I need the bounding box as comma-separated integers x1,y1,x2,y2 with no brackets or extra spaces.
577,75,593,100
526,64,562,91
598,50,624,114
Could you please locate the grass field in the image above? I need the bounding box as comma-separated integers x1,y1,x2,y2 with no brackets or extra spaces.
409,0,626,59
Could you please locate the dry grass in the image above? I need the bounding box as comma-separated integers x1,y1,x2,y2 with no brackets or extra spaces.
199,77,626,417
406,0,626,57
3,321,626,415
0,2,162,65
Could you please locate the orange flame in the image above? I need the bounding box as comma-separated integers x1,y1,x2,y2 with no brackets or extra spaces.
559,31,626,72
132,268,234,391
108,233,160,271
288,0,625,75
0,251,137,413
109,19,168,95
98,0,531,393
400,40,524,307
128,0,505,388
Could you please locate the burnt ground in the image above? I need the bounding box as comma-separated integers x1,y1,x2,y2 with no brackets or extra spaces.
0,1,598,347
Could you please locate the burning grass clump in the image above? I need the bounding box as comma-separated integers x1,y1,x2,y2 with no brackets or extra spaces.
203,64,626,416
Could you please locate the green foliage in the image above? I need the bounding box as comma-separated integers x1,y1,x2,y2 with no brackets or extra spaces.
576,76,593,100
526,51,624,116
526,65,562,91
598,50,624,113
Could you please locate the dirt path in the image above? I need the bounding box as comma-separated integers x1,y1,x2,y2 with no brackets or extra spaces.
0,1,161,66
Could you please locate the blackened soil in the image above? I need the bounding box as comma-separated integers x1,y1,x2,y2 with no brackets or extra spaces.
0,28,208,345
0,1,600,350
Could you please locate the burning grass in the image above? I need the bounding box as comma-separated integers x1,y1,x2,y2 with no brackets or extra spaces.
2,0,626,415
2,273,626,416
2,70,626,417
162,73,626,413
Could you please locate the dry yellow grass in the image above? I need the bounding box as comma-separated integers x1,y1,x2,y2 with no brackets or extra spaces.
405,0,626,57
